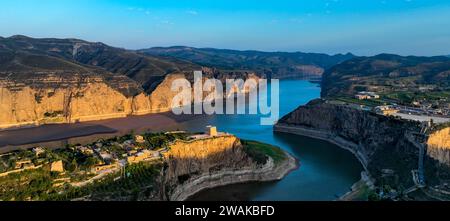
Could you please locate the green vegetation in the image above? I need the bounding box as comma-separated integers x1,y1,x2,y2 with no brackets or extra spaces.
44,111,64,118
383,90,450,105
0,161,162,201
0,131,186,201
143,132,189,150
0,168,61,201
334,96,385,107
340,180,371,201
242,140,286,165
430,122,450,133
49,162,162,201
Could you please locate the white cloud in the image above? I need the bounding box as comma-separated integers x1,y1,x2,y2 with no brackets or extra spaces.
186,10,198,16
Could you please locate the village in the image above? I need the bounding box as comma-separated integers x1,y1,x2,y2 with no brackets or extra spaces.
0,126,226,198
336,91,450,124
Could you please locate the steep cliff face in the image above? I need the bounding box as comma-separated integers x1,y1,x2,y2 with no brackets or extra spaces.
427,128,450,166
0,72,188,128
163,136,254,188
161,135,297,201
0,36,264,129
275,99,431,186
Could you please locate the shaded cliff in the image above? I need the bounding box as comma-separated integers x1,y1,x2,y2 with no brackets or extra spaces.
275,99,450,188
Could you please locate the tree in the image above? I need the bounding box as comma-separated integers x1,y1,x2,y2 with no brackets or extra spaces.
84,157,99,168
67,159,78,172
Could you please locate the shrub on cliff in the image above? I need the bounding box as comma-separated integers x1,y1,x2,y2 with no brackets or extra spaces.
242,140,286,165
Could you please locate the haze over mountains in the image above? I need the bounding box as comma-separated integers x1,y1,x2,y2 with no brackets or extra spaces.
321,54,450,98
0,35,449,129
141,46,355,79
0,35,200,95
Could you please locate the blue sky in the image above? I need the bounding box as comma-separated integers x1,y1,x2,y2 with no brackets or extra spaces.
1,0,450,56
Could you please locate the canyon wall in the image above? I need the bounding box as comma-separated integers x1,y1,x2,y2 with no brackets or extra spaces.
274,99,432,186
0,72,186,129
0,70,260,129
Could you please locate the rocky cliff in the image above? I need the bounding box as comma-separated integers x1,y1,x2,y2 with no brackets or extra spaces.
275,99,450,187
0,36,262,129
427,127,450,166
161,135,297,201
0,72,190,129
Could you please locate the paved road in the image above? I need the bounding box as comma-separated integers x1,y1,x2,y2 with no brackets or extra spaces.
393,113,450,124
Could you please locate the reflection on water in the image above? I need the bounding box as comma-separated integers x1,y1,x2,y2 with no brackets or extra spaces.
179,80,363,201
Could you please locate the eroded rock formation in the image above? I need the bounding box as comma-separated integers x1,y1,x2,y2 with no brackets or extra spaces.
0,72,188,128
274,99,450,187
161,135,297,201
427,128,450,166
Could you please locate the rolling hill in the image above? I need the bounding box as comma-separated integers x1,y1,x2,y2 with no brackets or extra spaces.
140,46,355,79
321,54,450,98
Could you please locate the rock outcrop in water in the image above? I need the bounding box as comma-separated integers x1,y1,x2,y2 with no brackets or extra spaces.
274,99,450,187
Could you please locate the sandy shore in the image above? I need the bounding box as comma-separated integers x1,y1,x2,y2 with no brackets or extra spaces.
0,112,204,153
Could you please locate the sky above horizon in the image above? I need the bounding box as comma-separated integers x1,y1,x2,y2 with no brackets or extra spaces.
1,0,450,56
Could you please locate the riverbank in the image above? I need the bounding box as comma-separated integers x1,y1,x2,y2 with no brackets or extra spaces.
338,171,374,201
0,112,204,153
273,123,378,201
172,150,299,201
274,124,369,172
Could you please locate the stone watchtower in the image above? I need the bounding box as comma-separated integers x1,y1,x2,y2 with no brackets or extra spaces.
206,126,218,137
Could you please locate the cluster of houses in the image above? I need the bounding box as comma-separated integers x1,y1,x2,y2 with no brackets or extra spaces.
74,135,163,174
0,147,64,178
0,126,225,182
74,125,223,175
353,91,449,118
374,105,400,116
355,91,380,100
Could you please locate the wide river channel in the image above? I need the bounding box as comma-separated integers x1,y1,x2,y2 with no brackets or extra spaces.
176,80,363,200
0,79,363,200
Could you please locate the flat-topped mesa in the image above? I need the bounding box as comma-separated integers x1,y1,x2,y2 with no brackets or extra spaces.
161,127,298,201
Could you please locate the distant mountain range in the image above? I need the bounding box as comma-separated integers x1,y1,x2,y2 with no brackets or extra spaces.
1,35,448,100
321,53,450,98
0,35,358,95
0,35,199,94
1,35,449,129
140,46,355,79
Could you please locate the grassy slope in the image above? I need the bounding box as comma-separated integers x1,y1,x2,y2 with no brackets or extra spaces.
242,140,287,165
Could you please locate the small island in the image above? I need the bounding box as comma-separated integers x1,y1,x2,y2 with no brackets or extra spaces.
0,126,297,201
